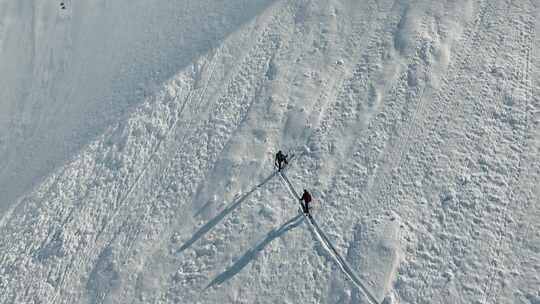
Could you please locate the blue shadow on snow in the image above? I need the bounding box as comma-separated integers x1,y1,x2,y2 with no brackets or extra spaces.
177,171,278,253
205,214,304,289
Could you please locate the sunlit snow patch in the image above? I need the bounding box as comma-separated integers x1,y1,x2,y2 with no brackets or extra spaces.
347,213,403,302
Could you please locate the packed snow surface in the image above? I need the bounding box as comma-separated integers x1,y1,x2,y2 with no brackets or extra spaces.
0,0,539,303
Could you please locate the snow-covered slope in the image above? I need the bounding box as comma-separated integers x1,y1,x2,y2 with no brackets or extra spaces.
1,0,539,303
0,0,274,211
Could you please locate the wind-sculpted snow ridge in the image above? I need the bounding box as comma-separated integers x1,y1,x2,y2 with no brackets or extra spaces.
279,172,380,304
0,0,277,212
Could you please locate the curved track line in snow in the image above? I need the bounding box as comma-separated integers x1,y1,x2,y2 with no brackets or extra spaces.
401,2,540,301
413,0,498,299
480,7,537,304
412,1,510,299
367,0,497,215
279,172,380,304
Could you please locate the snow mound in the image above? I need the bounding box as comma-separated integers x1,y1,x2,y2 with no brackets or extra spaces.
347,213,403,302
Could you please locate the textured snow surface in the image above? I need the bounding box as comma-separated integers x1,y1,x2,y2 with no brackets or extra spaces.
1,0,539,303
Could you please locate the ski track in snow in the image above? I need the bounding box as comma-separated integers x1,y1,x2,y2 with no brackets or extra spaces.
0,0,539,304
279,171,380,304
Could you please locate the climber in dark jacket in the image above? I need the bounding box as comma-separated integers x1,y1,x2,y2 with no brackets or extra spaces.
274,150,288,171
300,189,312,215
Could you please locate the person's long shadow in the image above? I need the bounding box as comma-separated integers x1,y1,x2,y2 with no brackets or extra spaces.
177,171,278,253
205,214,304,289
